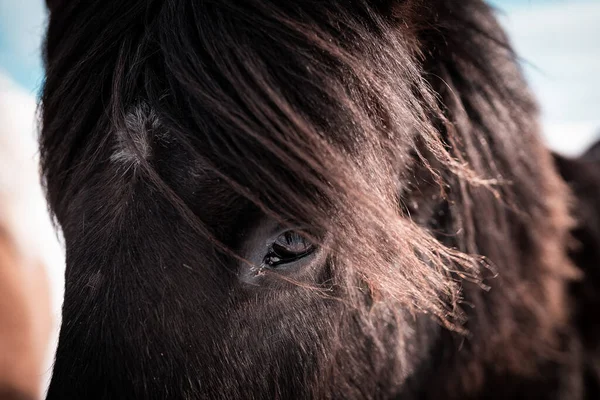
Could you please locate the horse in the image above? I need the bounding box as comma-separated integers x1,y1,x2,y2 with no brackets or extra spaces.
40,0,600,398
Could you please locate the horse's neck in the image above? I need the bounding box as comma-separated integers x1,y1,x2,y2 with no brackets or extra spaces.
554,143,600,397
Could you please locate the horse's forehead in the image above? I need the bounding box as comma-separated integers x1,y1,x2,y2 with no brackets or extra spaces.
111,104,165,168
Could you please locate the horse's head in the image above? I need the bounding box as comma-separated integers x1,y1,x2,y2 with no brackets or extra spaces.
41,1,577,398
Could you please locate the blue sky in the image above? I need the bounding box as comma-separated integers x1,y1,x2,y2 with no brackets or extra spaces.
0,0,46,93
1,0,599,154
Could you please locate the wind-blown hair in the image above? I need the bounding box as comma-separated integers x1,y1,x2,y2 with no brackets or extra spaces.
41,0,589,398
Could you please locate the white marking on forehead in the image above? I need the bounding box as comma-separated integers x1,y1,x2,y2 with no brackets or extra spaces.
111,104,161,166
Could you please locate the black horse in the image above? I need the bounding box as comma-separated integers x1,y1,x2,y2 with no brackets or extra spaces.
41,0,600,398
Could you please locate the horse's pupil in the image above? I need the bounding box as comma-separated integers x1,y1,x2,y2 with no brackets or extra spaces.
265,231,314,267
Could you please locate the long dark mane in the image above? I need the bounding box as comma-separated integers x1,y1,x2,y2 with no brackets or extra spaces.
41,0,595,398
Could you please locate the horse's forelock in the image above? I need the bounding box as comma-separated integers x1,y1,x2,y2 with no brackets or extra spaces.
41,0,474,322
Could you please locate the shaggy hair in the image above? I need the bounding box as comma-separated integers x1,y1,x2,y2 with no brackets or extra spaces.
41,0,598,398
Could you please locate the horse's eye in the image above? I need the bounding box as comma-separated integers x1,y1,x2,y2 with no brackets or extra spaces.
264,231,315,267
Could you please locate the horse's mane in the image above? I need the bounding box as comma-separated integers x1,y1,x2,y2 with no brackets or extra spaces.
41,0,579,396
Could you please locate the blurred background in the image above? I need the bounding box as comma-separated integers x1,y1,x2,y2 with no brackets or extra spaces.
0,0,599,394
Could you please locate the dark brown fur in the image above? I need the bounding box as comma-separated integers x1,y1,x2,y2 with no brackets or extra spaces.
41,0,599,398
